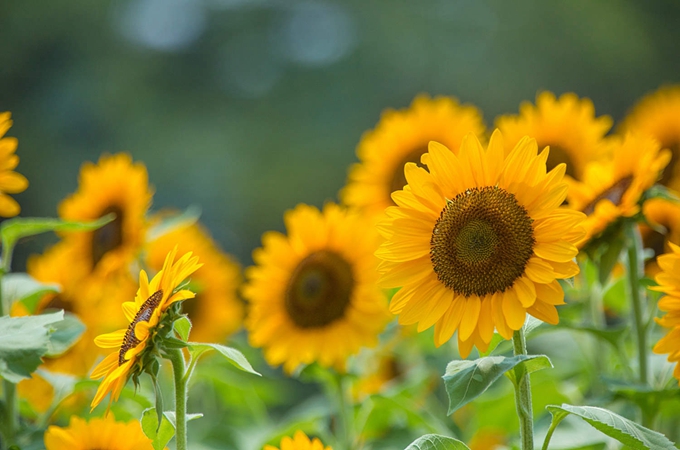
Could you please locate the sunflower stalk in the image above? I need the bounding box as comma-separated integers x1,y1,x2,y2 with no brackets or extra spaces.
332,372,353,450
0,243,18,448
512,327,534,450
168,348,189,450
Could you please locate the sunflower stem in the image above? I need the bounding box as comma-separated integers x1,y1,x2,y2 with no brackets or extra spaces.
333,372,353,450
512,328,534,450
626,225,649,386
0,251,18,447
168,348,188,450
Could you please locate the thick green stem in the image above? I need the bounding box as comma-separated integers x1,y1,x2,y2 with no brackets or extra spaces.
1,253,17,447
168,349,188,450
626,226,648,385
512,328,534,450
333,373,352,450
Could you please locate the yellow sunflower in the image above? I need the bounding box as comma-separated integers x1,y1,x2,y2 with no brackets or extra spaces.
567,133,671,243
640,199,680,275
90,248,201,410
264,430,332,450
44,415,154,450
650,242,680,384
495,91,613,180
243,203,390,373
341,94,486,216
0,112,29,217
146,216,244,343
620,85,680,190
58,153,153,277
376,130,586,357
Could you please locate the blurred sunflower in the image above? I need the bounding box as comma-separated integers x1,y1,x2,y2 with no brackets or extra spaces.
469,429,506,450
352,352,401,401
341,95,486,216
650,242,680,384
264,430,332,450
44,415,154,450
0,112,29,217
640,199,680,275
146,216,244,343
243,203,390,373
620,85,680,190
567,133,670,243
376,130,585,357
90,248,201,410
58,153,153,277
495,91,612,179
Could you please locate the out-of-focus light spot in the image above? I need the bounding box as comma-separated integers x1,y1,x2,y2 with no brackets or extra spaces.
273,1,357,68
114,0,207,52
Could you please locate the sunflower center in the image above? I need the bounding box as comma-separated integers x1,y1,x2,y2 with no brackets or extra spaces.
119,290,162,366
389,145,428,200
546,145,576,178
285,250,354,328
430,186,535,297
660,142,680,187
91,205,124,269
581,176,634,216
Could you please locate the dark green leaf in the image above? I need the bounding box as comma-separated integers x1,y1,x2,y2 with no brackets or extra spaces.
45,312,85,357
188,342,260,376
2,273,60,314
404,434,471,450
504,355,553,384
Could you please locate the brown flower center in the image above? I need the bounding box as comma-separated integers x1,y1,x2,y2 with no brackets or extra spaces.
285,250,354,328
389,145,429,201
430,186,535,297
42,294,74,313
91,205,124,269
581,176,634,216
119,290,162,366
546,145,576,178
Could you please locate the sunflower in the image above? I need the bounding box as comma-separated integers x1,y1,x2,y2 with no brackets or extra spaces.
146,215,244,343
44,415,154,450
90,248,201,410
495,92,612,180
58,153,153,277
243,203,390,373
376,130,586,357
0,112,29,217
620,85,680,190
640,199,680,275
264,430,332,450
650,242,680,384
567,133,670,243
341,95,486,216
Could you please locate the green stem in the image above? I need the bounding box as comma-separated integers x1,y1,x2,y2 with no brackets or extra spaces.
512,328,534,450
168,349,188,450
333,373,352,450
0,249,17,448
626,226,648,385
541,416,563,450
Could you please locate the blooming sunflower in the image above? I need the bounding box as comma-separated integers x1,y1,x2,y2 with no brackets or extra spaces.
264,430,332,450
376,130,586,357
640,199,680,275
495,92,612,180
341,94,486,216
243,203,390,373
44,415,154,450
0,112,29,217
650,242,680,384
620,85,680,190
90,248,201,410
58,153,153,276
567,133,671,243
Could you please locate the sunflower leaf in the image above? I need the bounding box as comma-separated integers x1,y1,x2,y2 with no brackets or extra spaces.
1,272,60,314
187,342,260,376
404,434,471,450
141,407,175,450
174,316,192,342
45,312,85,357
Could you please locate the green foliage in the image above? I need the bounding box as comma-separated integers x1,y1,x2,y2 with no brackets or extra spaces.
174,316,192,342
1,273,59,314
187,342,261,376
141,407,203,450
404,434,471,450
44,312,85,357
146,205,202,241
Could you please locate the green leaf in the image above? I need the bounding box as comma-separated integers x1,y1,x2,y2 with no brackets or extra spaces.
504,355,553,385
598,237,625,285
147,205,201,241
141,407,176,450
546,404,676,450
45,312,85,357
2,273,60,314
174,316,192,342
1,214,114,249
0,311,63,382
555,322,628,348
443,355,552,414
643,184,680,203
187,342,260,376
404,434,471,450
163,411,203,427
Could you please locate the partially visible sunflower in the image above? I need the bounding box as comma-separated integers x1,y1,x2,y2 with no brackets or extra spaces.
90,248,201,410
640,199,680,275
44,415,154,450
264,430,332,450
620,85,680,190
341,95,486,216
469,429,506,450
0,112,29,217
58,153,153,277
377,130,585,357
650,242,680,384
567,133,670,243
351,351,401,401
495,92,612,179
244,203,390,373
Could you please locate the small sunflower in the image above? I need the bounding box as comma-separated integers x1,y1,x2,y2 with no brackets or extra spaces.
264,430,332,450
90,248,201,410
640,199,680,275
376,130,586,357
495,91,612,179
243,203,390,373
567,133,671,243
44,415,154,450
650,242,680,384
58,153,153,276
0,112,29,217
341,95,486,215
620,85,680,190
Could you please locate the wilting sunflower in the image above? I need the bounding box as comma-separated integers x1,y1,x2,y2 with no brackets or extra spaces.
341,95,486,216
376,130,586,357
244,203,390,373
58,153,153,277
650,242,680,384
44,415,154,450
0,112,29,217
90,248,201,409
264,430,332,450
620,85,680,190
495,92,612,179
640,199,680,275
567,133,671,243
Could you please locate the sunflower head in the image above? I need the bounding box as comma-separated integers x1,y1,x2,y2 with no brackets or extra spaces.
650,242,680,384
376,130,585,357
264,430,333,450
640,199,680,275
44,415,155,450
0,112,29,217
